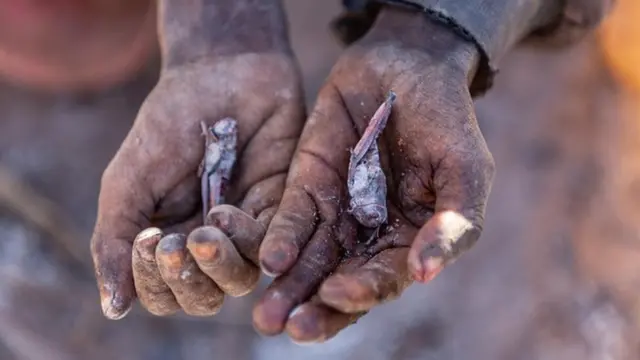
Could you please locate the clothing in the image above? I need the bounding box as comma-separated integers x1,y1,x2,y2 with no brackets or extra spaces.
336,0,615,94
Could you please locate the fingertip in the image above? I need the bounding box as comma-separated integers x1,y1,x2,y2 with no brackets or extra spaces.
407,249,444,283
92,236,136,320
258,187,317,276
135,227,164,241
133,227,163,261
187,226,224,264
318,275,375,313
286,302,362,344
408,226,447,283
157,233,187,254
99,285,133,320
252,291,289,336
259,238,299,277
206,204,265,264
187,225,260,297
285,305,326,344
255,226,342,336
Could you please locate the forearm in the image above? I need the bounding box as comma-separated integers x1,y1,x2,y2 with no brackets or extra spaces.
158,0,291,68
336,0,616,94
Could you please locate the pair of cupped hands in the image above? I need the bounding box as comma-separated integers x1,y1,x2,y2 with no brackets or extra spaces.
91,7,495,343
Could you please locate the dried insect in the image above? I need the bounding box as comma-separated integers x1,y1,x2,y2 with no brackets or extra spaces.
199,118,238,219
347,91,396,228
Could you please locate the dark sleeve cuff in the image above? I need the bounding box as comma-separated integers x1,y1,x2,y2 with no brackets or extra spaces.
333,0,615,95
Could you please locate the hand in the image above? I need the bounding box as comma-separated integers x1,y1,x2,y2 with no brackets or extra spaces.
90,51,305,319
252,7,495,342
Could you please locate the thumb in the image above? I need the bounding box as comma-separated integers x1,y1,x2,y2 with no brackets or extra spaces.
408,151,495,283
408,210,482,283
91,149,155,320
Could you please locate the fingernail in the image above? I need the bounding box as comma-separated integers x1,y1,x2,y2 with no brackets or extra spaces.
135,227,163,242
318,278,345,300
290,337,321,346
100,289,131,320
260,256,284,277
260,244,297,277
157,234,186,253
189,242,220,263
412,256,444,283
288,304,305,319
134,227,163,262
320,276,374,313
252,290,290,336
286,306,324,345
187,227,223,264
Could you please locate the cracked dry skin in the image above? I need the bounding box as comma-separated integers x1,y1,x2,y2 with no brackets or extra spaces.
2,0,640,359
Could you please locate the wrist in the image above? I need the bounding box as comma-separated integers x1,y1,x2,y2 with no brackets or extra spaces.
360,6,480,87
159,0,292,69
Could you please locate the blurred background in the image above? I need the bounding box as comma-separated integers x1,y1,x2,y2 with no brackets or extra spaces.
1,0,639,359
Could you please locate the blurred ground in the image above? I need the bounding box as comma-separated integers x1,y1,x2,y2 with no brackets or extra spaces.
1,0,640,359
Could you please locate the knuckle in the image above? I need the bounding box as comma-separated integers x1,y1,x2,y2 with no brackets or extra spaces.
453,147,495,185
98,160,120,189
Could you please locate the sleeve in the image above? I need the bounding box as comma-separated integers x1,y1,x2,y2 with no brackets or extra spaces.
332,0,616,94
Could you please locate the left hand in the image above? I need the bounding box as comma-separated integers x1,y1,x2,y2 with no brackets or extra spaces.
251,6,495,342
90,51,305,319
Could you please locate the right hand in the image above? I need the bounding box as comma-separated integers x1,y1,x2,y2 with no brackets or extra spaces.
90,50,305,319
253,6,496,341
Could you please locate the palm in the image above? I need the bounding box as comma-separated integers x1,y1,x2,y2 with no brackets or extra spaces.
124,57,304,229
91,54,305,319
253,45,493,342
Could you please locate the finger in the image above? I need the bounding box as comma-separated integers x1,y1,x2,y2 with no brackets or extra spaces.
286,302,365,344
240,173,286,219
187,226,260,297
206,204,267,264
156,233,224,316
91,129,166,320
359,210,418,255
150,175,201,228
259,85,359,277
319,247,412,313
131,227,180,316
227,92,305,205
408,120,495,282
253,225,342,336
408,150,494,283
256,207,277,229
408,211,482,283
229,106,304,205
258,186,317,276
91,157,156,320
385,81,494,283
284,257,369,343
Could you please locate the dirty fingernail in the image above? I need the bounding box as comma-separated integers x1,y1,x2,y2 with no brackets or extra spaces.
134,227,164,261
286,305,324,344
188,228,221,264
260,243,298,277
100,289,132,320
156,234,187,270
319,276,374,313
253,291,290,335
410,256,444,283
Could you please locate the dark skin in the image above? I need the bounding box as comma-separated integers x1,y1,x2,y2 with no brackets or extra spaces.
90,0,305,319
91,0,496,341
254,8,495,342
